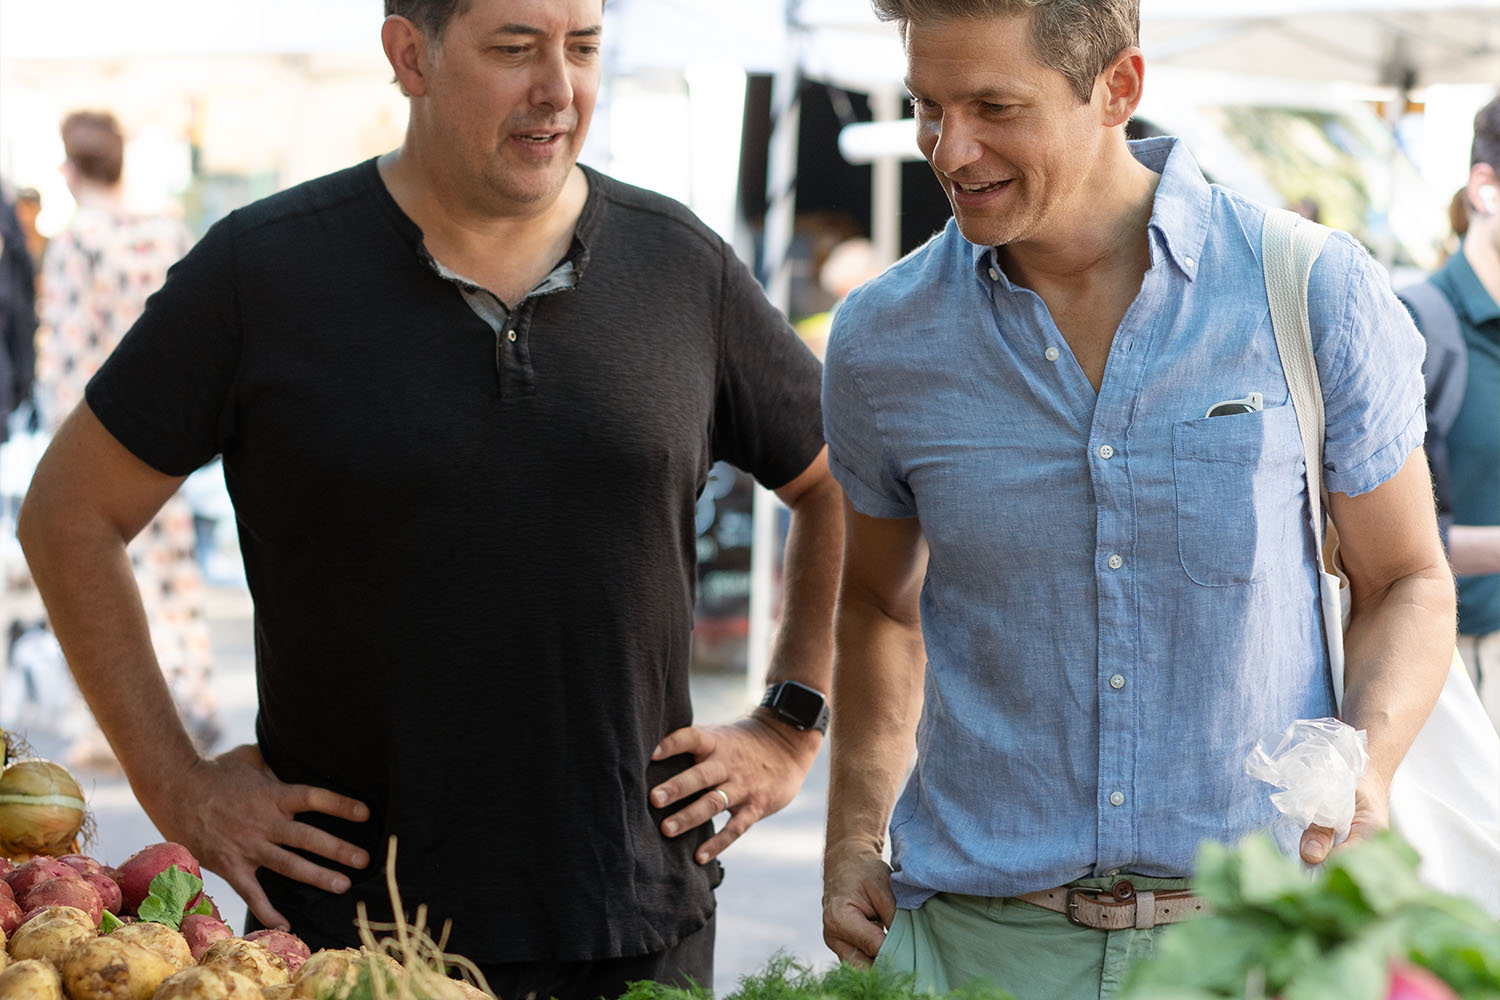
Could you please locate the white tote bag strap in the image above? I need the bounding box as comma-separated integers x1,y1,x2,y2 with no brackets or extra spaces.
1262,210,1500,917
1260,209,1346,701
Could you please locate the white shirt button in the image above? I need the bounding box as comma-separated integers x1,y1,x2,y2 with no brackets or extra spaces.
1107,554,1123,570
1110,674,1125,689
1184,255,1196,269
988,266,1000,281
1044,347,1060,362
507,330,518,343
1110,791,1125,807
1098,445,1114,460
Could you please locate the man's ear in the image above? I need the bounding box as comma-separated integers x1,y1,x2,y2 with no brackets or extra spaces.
382,15,430,98
1468,161,1500,216
1097,47,1145,127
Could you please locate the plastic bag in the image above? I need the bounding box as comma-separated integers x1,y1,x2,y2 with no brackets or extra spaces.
1245,717,1369,847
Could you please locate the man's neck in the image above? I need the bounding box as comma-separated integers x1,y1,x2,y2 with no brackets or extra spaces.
998,149,1161,298
377,146,588,304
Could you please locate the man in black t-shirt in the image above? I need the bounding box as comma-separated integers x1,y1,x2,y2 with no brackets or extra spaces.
17,2,843,997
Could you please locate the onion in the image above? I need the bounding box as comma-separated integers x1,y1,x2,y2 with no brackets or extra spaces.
0,759,87,858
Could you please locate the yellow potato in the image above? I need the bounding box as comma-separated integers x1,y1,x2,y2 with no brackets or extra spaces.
7,905,95,965
152,964,265,999
59,934,177,999
197,938,290,987
108,920,193,971
0,958,64,999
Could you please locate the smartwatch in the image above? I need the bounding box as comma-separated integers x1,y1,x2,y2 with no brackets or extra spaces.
760,680,830,734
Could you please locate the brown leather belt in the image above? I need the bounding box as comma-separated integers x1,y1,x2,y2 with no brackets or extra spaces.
1015,880,1208,930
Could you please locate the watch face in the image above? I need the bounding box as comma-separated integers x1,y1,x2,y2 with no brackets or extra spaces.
776,682,825,726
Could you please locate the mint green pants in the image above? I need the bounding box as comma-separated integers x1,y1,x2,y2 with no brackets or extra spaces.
875,876,1192,1000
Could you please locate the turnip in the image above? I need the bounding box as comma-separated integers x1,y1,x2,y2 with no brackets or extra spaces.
20,875,103,926
244,928,312,976
114,841,200,914
180,913,234,960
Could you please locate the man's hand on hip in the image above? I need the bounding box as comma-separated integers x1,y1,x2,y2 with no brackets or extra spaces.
151,743,371,931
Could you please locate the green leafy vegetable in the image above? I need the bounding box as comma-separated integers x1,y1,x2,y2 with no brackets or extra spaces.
1118,831,1500,999
135,864,212,930
99,910,124,934
619,953,1015,1000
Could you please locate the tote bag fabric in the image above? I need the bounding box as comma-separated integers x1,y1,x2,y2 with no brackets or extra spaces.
1261,207,1500,918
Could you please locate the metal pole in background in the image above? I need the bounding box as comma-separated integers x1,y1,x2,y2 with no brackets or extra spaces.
748,0,802,703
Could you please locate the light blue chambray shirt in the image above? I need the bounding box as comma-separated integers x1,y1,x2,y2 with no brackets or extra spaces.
822,137,1426,908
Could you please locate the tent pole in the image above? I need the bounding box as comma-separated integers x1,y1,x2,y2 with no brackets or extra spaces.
748,3,802,705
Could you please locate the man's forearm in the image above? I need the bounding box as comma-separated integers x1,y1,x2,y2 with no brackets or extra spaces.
824,598,925,864
1341,569,1455,787
765,474,843,696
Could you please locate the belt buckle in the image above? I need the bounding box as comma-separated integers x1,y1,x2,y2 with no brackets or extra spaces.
1064,886,1105,928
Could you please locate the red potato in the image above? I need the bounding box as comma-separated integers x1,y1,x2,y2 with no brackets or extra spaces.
4,857,79,899
55,854,104,878
21,875,103,926
0,892,21,933
82,871,122,915
115,841,200,914
243,928,312,976
180,913,235,960
0,858,13,878
0,877,12,900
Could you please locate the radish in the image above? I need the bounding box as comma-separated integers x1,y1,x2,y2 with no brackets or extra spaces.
114,841,200,914
1387,964,1458,1000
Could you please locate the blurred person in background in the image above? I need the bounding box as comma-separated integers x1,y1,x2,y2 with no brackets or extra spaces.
17,2,840,998
13,188,48,283
0,182,37,469
33,110,220,768
1400,93,1500,731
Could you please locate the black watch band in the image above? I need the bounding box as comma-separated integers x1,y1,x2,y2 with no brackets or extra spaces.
760,680,830,734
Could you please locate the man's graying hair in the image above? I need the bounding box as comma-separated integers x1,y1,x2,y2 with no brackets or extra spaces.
870,0,1139,104
384,0,471,43
1473,94,1500,172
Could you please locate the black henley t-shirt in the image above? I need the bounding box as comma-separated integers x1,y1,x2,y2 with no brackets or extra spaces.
85,159,825,963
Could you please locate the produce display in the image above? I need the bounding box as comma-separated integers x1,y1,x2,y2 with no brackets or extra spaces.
1117,832,1500,1000
0,731,496,999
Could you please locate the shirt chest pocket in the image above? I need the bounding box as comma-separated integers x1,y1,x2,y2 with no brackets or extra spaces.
1172,403,1306,587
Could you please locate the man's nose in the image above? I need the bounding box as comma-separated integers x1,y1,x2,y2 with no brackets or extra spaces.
530,49,574,111
927,116,982,175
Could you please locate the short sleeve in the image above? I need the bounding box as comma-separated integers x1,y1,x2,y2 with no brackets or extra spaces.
822,286,916,519
710,242,825,490
1312,233,1426,497
85,216,242,477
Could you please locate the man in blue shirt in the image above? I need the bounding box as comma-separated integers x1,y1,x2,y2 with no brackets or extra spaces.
818,1,1455,996
1406,95,1500,731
